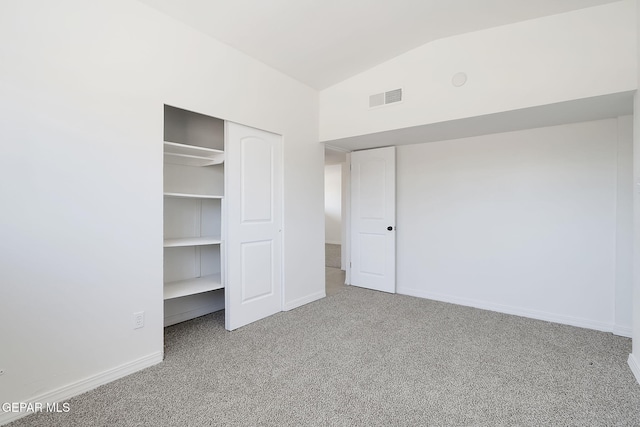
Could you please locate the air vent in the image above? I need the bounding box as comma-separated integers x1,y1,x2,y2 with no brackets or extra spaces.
385,88,402,104
369,88,403,108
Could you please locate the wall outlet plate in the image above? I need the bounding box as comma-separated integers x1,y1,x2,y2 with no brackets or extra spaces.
133,311,144,329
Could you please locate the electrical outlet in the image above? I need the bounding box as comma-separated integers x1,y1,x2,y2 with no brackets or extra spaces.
133,311,144,329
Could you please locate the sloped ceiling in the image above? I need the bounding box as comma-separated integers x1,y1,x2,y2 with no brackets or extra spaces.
138,0,620,89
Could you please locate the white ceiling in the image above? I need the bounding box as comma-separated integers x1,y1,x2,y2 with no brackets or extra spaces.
139,0,619,89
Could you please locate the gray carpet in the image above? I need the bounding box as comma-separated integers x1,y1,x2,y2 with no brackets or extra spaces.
325,243,341,268
325,267,345,296
10,286,640,426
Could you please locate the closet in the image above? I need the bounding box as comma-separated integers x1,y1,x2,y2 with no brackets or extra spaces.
163,105,282,330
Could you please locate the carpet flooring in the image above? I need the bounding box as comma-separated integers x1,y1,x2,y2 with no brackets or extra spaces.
325,243,341,269
325,267,345,296
9,283,640,426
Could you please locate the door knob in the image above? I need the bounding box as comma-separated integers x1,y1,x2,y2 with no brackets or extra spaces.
387,226,393,231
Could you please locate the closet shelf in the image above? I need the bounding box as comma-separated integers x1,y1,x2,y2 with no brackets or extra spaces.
164,141,223,156
163,237,222,247
164,141,224,166
164,274,223,300
164,192,223,199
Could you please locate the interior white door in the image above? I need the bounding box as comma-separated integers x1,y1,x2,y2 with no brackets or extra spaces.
225,122,282,330
351,146,396,293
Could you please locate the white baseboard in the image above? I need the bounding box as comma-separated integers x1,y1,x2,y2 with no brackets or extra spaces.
628,354,640,385
164,302,224,327
283,291,325,311
613,325,633,338
398,287,615,333
0,351,163,426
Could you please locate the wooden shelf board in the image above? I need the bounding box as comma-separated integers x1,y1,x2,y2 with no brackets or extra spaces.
164,192,223,199
164,152,224,167
164,141,224,167
163,237,222,247
164,141,223,156
164,274,223,300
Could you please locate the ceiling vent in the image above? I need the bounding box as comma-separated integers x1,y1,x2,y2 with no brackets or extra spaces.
369,88,403,108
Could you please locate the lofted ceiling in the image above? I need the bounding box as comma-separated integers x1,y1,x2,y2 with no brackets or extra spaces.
138,0,620,90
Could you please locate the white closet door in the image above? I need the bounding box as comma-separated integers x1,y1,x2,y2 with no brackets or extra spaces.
225,122,282,330
351,146,396,293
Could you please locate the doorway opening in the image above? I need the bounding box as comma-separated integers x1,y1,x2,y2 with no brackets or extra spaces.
324,146,348,295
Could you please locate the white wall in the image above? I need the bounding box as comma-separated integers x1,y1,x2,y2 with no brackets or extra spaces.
325,164,342,244
319,1,636,142
0,0,323,421
616,115,634,337
632,98,640,381
341,159,350,270
397,118,633,333
629,0,640,385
